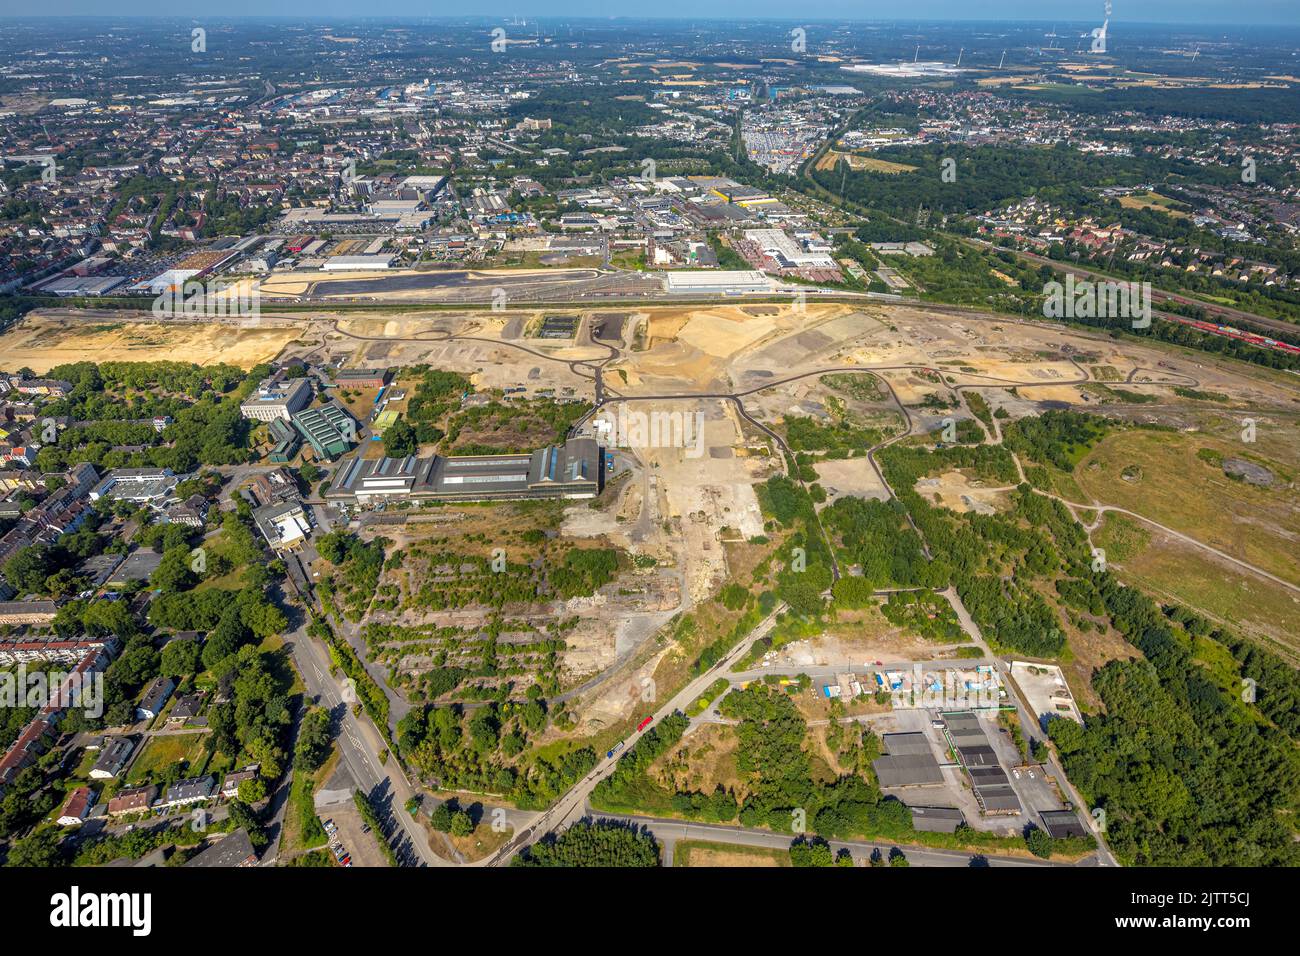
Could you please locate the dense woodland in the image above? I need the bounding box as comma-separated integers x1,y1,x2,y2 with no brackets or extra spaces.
35,360,261,473
1051,581,1300,866
511,819,660,867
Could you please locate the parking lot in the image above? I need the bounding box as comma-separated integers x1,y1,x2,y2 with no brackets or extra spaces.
319,802,387,868
321,817,352,867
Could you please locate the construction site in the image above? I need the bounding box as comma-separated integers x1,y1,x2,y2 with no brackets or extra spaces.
6,297,1298,719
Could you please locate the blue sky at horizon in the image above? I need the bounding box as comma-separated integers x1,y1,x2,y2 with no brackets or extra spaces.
4,3,1299,27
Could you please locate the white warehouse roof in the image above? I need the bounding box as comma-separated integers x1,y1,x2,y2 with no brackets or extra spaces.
664,270,772,293
322,254,396,270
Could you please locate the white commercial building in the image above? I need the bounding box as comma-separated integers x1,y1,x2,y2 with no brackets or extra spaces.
664,270,773,295
239,376,313,422
252,501,312,550
745,228,837,269
88,468,180,504
322,254,396,271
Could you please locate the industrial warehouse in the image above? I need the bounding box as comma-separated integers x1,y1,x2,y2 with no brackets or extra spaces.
325,437,602,506
663,270,773,295
944,712,1023,816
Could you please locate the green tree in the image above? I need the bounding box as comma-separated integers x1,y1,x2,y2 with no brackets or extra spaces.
512,820,659,867
382,419,417,457
228,800,268,850
429,803,454,832
6,828,63,867
1024,825,1054,859
295,708,333,773
160,639,201,677
790,837,835,867
238,777,269,804
3,545,54,594
152,546,197,593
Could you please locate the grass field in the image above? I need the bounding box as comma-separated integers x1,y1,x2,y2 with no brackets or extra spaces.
657,723,744,797
1118,191,1189,218
816,150,918,174
127,733,210,784
609,249,646,271
1073,429,1300,587
281,848,336,867
1095,512,1300,660
822,371,886,402
284,745,337,852
675,839,791,867
441,820,515,863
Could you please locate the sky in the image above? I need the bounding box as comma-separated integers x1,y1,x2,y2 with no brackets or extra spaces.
6,2,1300,26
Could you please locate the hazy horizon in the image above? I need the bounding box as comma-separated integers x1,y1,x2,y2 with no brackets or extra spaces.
3,4,1299,27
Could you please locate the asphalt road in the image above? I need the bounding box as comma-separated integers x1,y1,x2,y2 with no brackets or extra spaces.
284,621,445,867
601,813,1069,868
289,268,663,305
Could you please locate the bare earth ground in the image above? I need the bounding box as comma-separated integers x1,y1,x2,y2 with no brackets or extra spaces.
12,300,1299,724
1,312,300,372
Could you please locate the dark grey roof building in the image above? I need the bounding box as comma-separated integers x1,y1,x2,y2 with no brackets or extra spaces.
135,675,176,720
90,736,135,779
161,774,216,808
78,552,125,587
967,765,1011,787
873,753,944,788
183,828,258,868
957,744,1000,767
108,549,164,586
326,437,601,505
908,805,965,833
873,732,944,788
1040,810,1087,839
944,711,1024,816
944,712,987,742
169,692,206,722
881,732,934,756
976,785,1022,814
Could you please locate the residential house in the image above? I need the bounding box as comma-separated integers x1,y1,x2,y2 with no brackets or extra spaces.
89,736,135,779
160,775,216,809
0,600,58,626
183,828,258,867
135,675,176,720
57,785,97,826
220,765,260,799
106,784,157,816
165,494,209,528
168,692,206,723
